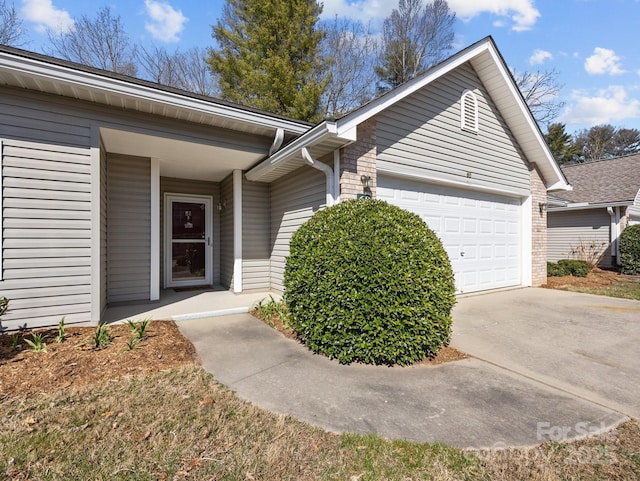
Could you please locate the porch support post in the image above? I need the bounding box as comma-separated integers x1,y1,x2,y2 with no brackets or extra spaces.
150,158,160,301
89,126,101,323
233,169,243,293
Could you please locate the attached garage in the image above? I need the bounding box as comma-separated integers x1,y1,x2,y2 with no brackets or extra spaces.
378,175,523,294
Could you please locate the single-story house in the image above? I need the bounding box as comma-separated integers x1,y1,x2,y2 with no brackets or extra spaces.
0,36,569,330
547,154,640,267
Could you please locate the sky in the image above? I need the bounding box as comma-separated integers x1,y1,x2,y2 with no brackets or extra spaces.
12,0,640,134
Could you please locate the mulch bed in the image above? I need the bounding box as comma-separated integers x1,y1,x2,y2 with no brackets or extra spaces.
250,310,470,367
0,321,197,398
542,268,627,289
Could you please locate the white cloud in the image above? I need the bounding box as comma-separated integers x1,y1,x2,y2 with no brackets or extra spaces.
561,86,640,126
448,0,540,31
320,0,393,22
529,49,553,65
584,47,625,75
21,0,73,33
321,0,540,31
144,0,187,43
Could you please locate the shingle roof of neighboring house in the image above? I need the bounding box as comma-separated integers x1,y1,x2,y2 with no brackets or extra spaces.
553,153,640,205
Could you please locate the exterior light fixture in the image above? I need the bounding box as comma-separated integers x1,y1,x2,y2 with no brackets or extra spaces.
360,175,372,188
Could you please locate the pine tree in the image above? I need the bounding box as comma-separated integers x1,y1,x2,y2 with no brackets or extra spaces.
545,123,579,165
208,0,328,122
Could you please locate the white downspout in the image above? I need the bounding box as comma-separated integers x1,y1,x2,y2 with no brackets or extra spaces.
301,147,334,206
607,206,619,264
615,206,621,262
269,128,285,156
333,150,341,204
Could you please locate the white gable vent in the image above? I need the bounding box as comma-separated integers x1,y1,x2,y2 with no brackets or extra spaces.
460,89,479,133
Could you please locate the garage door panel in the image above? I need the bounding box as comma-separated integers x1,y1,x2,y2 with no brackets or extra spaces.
378,175,522,293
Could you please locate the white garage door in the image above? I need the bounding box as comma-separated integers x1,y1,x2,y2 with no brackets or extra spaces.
378,176,522,293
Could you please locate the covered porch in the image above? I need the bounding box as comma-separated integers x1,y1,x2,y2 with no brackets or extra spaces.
103,287,275,324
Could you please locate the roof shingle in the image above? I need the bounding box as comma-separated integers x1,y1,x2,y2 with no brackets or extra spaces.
554,153,640,204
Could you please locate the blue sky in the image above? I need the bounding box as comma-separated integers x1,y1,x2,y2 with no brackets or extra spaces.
14,0,640,133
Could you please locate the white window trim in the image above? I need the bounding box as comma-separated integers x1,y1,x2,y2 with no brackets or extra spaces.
460,89,479,133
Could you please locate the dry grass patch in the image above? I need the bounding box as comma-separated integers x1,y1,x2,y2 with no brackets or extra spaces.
0,365,482,481
544,269,640,301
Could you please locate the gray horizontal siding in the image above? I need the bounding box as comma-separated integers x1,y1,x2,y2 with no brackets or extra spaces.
220,174,234,288
270,167,325,291
243,179,270,290
160,177,220,288
107,154,151,303
376,63,530,196
0,138,93,329
547,209,612,267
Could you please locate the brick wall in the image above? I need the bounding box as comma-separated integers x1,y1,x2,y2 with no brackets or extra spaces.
339,118,377,200
530,164,547,285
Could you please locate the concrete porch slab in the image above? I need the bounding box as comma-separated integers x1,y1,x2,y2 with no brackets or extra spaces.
103,288,277,324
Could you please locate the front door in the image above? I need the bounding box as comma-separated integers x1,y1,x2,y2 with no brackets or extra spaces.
165,194,213,288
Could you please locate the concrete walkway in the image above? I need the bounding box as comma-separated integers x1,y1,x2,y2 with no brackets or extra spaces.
177,287,637,449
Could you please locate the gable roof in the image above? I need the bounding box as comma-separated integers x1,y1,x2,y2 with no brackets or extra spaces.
0,44,310,139
246,36,570,192
552,153,640,206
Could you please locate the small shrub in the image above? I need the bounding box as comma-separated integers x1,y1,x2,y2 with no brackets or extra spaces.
11,333,20,351
24,332,47,352
93,324,112,349
569,240,609,269
620,224,640,275
0,296,8,329
284,199,455,366
125,335,140,351
55,317,66,343
126,318,152,341
558,259,590,277
547,261,568,277
253,296,290,328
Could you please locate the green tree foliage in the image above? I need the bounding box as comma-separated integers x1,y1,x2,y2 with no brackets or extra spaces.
545,123,579,165
375,0,455,91
208,0,328,121
284,200,456,366
573,124,640,162
620,224,640,275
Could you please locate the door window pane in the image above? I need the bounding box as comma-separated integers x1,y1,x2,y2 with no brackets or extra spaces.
172,202,205,239
172,242,206,281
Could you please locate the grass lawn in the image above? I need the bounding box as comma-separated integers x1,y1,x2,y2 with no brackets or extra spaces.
1,321,639,480
565,281,640,301
2,365,639,481
545,268,640,301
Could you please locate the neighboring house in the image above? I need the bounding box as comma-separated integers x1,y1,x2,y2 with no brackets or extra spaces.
0,36,569,330
547,154,640,267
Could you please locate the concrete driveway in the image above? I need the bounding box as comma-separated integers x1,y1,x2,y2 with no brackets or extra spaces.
452,287,640,419
178,288,637,449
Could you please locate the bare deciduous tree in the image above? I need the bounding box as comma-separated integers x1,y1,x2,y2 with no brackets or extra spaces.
321,17,378,117
376,0,455,90
48,6,137,76
513,68,565,125
573,124,640,162
0,1,25,47
137,46,216,96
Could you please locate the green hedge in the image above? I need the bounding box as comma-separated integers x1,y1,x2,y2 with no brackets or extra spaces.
283,199,456,366
620,224,640,275
547,259,590,277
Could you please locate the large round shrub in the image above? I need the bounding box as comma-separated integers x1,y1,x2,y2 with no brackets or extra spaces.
283,199,456,366
620,224,640,274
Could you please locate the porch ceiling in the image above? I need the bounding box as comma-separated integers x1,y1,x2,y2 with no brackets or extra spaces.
101,128,266,182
